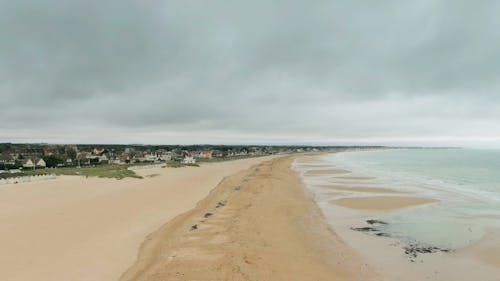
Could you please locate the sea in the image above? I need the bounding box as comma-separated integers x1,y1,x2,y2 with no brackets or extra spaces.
295,148,500,250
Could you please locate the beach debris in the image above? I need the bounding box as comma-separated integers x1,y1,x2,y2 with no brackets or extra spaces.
216,201,226,208
403,244,452,261
366,219,388,225
204,212,213,218
190,224,198,231
234,185,241,191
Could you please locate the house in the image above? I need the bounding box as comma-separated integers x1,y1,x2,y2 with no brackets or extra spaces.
22,158,35,168
182,154,196,164
144,153,158,162
0,152,15,165
160,153,172,162
34,158,46,168
98,154,109,163
21,158,45,168
198,149,212,159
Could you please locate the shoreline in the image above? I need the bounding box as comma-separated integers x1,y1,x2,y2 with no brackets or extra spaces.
120,155,376,281
296,152,500,281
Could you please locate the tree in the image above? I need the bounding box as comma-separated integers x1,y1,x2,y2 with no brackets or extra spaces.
43,155,63,168
67,149,77,160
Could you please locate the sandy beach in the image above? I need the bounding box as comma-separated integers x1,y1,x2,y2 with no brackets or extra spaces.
120,156,375,281
0,156,274,281
3,152,498,281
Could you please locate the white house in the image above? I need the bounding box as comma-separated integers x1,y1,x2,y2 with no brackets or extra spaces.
22,158,46,169
22,159,35,168
35,158,46,168
98,154,109,163
182,155,196,164
160,153,172,162
144,154,158,162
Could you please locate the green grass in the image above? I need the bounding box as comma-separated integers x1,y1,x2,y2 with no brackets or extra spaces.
167,161,200,168
25,165,142,179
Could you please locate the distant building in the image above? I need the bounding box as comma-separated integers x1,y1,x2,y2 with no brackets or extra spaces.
98,154,109,163
0,152,15,165
182,154,196,164
160,153,172,162
22,159,34,168
198,149,212,159
22,158,46,168
144,153,158,162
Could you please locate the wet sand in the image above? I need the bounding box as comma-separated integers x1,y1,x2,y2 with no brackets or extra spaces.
330,196,439,210
461,231,500,269
334,176,376,180
320,185,407,194
296,153,500,281
304,169,351,175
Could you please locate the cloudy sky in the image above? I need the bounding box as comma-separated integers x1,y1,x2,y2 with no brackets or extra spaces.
1,1,500,146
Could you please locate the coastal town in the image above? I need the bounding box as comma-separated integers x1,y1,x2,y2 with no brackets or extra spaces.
0,143,338,179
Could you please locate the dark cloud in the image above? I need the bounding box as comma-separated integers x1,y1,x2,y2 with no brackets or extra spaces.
1,0,499,146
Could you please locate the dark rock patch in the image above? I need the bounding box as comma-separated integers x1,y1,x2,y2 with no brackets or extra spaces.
366,219,388,225
351,227,378,232
403,244,452,261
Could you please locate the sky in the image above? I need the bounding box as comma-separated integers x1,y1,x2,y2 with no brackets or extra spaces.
1,0,500,147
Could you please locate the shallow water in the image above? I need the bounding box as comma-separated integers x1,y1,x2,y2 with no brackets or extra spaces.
295,149,500,249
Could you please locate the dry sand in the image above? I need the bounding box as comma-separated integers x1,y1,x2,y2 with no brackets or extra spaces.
0,156,274,281
120,156,377,281
330,196,439,210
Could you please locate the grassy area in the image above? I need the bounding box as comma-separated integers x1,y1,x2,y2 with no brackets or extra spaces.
195,155,267,163
167,161,200,168
1,156,265,180
25,165,142,179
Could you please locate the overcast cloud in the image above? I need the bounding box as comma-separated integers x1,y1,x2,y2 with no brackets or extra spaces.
1,0,500,146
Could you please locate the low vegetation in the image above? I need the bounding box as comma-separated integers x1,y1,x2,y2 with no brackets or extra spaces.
25,165,142,179
167,161,200,168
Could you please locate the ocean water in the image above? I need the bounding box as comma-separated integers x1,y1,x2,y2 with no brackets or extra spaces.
296,149,500,249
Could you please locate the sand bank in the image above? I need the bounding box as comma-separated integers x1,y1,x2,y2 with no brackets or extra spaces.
0,156,274,281
333,176,376,180
120,156,376,281
330,196,439,210
320,185,406,194
304,169,351,175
